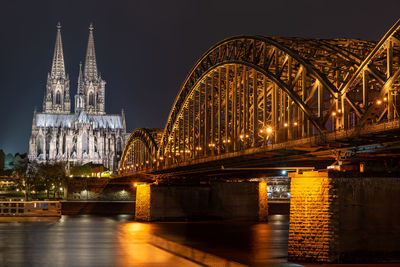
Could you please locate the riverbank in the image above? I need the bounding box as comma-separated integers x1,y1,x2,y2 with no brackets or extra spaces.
61,200,290,216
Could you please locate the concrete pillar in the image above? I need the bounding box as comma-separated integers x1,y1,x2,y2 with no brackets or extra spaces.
288,171,400,263
135,181,268,222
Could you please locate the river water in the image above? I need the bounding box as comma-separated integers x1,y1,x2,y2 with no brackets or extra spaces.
0,214,300,267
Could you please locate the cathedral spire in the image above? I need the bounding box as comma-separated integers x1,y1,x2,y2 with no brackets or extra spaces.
77,62,84,94
51,22,66,79
84,23,98,81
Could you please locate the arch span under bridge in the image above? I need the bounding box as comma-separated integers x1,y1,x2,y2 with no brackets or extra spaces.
120,19,400,178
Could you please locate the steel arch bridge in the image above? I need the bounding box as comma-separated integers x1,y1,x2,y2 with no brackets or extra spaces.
119,19,400,177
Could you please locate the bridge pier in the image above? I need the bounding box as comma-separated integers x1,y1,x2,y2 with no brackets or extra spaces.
135,181,268,221
288,171,400,263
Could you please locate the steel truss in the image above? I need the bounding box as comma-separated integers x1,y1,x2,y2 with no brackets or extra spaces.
119,19,400,174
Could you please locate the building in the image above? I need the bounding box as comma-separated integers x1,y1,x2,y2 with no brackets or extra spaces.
29,23,128,170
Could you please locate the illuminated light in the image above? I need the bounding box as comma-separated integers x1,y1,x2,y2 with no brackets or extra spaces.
69,175,73,178
293,122,298,126
16,189,19,192
284,123,288,127
222,140,226,143
168,155,171,158
281,170,287,175
332,111,337,116
136,164,139,167
377,100,382,105
245,134,249,138
259,129,264,133
145,160,149,164
338,109,342,113
227,139,231,143
60,187,63,191
159,157,164,160
266,127,273,134
384,97,388,101
239,134,244,139
153,159,156,162
176,152,180,156
134,183,137,187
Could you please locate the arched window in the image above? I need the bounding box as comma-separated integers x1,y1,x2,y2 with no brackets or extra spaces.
37,136,44,155
56,91,61,104
82,132,88,154
116,137,123,159
62,134,66,155
89,92,94,106
46,133,52,159
117,138,122,153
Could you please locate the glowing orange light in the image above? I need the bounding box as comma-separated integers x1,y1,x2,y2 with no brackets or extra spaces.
332,111,337,116
377,100,382,105
266,127,273,134
284,123,288,127
293,122,298,126
384,97,388,101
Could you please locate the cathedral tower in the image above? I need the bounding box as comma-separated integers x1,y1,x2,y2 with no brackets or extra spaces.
74,23,106,114
30,23,127,171
43,22,71,114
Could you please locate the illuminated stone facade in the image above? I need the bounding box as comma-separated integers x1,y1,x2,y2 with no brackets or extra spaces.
288,171,400,263
29,23,127,170
288,171,337,262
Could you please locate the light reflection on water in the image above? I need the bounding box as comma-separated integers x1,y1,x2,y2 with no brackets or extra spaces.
0,215,291,267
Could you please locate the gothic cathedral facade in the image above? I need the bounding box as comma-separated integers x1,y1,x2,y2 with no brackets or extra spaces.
29,23,128,170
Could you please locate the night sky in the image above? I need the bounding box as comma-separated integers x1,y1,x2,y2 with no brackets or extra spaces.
0,0,399,154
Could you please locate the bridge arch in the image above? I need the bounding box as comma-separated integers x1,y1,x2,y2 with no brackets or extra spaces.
120,128,161,172
339,18,400,130
120,26,400,174
157,36,377,159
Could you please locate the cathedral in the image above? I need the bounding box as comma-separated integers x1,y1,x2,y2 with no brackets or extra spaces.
29,23,128,170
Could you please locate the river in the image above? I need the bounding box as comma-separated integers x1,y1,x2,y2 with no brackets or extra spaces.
0,214,301,266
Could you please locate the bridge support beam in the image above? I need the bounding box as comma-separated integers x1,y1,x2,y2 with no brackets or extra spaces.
135,181,268,222
288,171,400,263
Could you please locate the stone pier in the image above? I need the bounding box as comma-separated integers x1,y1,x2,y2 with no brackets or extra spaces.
135,181,268,221
288,171,400,263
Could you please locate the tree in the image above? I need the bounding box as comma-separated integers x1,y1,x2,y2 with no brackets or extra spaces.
13,153,28,177
0,149,4,171
70,164,92,176
23,162,67,199
4,153,14,170
37,162,66,198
